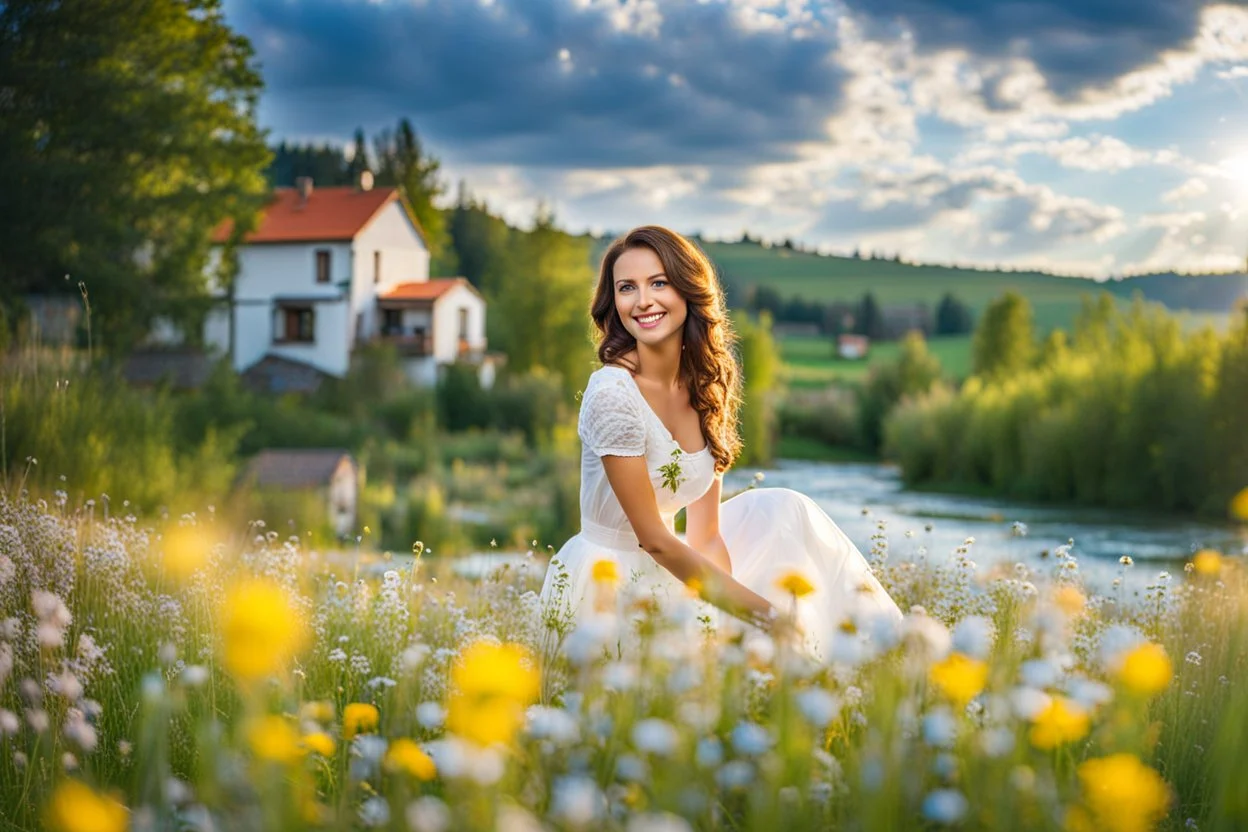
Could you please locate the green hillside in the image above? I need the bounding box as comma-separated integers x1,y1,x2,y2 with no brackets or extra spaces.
703,242,1112,331
586,236,1246,332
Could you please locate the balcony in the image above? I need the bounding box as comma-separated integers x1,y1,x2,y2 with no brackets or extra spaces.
376,328,433,357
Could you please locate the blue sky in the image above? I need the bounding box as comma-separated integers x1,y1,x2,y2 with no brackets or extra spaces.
222,0,1248,278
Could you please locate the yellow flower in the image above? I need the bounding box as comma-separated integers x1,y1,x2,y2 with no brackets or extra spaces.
160,525,214,582
1029,696,1090,750
1076,753,1171,832
591,559,619,585
775,570,816,598
1116,643,1172,698
220,579,308,682
446,641,540,747
1229,486,1248,522
343,703,380,739
929,652,989,707
246,715,304,765
1190,549,1222,577
299,700,335,724
1054,585,1086,616
302,731,336,757
44,780,128,832
384,738,437,780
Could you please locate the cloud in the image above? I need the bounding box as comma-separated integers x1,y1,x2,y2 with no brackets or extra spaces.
228,0,849,167
1162,177,1211,203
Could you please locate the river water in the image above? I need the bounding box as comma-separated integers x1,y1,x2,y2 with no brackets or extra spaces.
722,460,1245,595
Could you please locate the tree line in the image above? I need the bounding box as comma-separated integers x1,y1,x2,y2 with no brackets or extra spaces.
744,286,974,340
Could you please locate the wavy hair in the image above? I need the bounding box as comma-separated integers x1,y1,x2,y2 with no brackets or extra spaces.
590,226,743,473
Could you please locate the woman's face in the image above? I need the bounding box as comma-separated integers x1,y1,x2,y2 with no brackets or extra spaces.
613,246,688,350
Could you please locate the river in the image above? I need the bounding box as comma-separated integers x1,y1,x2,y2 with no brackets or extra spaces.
722,460,1245,595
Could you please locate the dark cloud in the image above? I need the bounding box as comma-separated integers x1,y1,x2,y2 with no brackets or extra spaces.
841,0,1225,96
226,0,847,167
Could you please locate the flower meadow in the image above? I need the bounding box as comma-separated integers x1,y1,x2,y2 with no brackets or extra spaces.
1,489,1246,832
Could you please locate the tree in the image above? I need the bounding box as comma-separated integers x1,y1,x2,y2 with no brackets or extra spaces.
858,330,943,452
935,293,975,335
492,207,595,391
735,310,781,466
972,291,1035,380
857,292,884,340
448,186,513,297
346,127,371,182
373,118,456,274
0,0,271,350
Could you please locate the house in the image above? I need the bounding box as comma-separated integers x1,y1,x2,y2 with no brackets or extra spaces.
837,334,870,360
204,175,494,389
240,449,359,538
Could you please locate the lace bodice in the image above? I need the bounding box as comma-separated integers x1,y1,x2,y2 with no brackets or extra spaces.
577,366,717,541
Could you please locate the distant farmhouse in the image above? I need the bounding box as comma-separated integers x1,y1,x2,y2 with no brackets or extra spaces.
202,175,497,391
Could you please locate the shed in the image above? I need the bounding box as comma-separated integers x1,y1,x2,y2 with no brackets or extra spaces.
241,449,359,537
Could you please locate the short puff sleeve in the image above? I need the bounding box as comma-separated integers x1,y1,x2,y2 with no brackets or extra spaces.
578,379,647,457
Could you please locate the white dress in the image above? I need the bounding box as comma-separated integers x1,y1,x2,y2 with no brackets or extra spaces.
539,365,903,659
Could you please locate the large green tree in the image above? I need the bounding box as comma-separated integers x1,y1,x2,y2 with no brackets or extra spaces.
971,291,1035,380
0,0,271,350
373,118,456,275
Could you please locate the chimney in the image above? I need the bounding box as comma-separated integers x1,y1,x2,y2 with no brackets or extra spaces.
357,170,374,192
296,176,314,207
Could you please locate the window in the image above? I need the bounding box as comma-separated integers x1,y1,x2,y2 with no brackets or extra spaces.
373,250,382,284
277,306,315,343
315,249,331,284
381,308,403,335
458,307,470,340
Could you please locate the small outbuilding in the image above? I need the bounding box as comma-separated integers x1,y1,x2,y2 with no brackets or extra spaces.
241,449,359,538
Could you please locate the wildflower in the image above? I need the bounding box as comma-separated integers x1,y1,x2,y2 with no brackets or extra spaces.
1119,556,1134,567
591,559,619,585
1190,550,1221,577
220,579,307,682
344,703,380,739
44,780,127,832
775,570,816,598
1054,585,1086,616
1029,696,1090,750
303,731,336,757
929,652,989,708
1116,643,1173,698
247,715,303,765
407,796,451,832
446,641,540,747
160,525,213,581
922,789,969,824
1229,486,1248,522
385,738,437,780
300,700,335,724
1071,754,1171,832
632,718,679,756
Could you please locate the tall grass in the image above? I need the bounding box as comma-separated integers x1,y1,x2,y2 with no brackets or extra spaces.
1,487,1244,831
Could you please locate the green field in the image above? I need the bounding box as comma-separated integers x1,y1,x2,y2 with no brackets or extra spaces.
702,242,1112,331
779,333,973,389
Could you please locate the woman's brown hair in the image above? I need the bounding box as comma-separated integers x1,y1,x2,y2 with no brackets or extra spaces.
590,226,743,473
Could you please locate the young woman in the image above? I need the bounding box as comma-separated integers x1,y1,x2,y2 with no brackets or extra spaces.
539,226,902,657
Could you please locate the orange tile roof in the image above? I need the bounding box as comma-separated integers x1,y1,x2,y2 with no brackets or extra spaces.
212,186,400,244
380,278,469,302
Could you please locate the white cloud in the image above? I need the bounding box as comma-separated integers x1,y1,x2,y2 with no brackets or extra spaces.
1162,177,1211,203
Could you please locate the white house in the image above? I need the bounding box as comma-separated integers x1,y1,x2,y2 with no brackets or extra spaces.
205,176,493,388
241,448,360,538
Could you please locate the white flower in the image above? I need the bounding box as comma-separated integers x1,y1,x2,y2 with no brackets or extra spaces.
730,722,771,756
922,708,957,748
0,710,18,736
795,688,841,727
715,760,754,789
632,718,679,756
550,775,605,828
406,797,450,832
359,796,390,827
1009,687,1052,721
526,706,579,745
1019,658,1060,689
951,616,995,659
602,661,637,692
181,666,209,687
923,789,969,824
627,813,694,832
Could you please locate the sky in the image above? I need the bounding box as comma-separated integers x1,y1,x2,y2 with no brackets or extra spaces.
221,0,1248,278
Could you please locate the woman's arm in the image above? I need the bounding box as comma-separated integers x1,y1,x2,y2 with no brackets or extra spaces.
684,474,733,574
601,455,777,629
